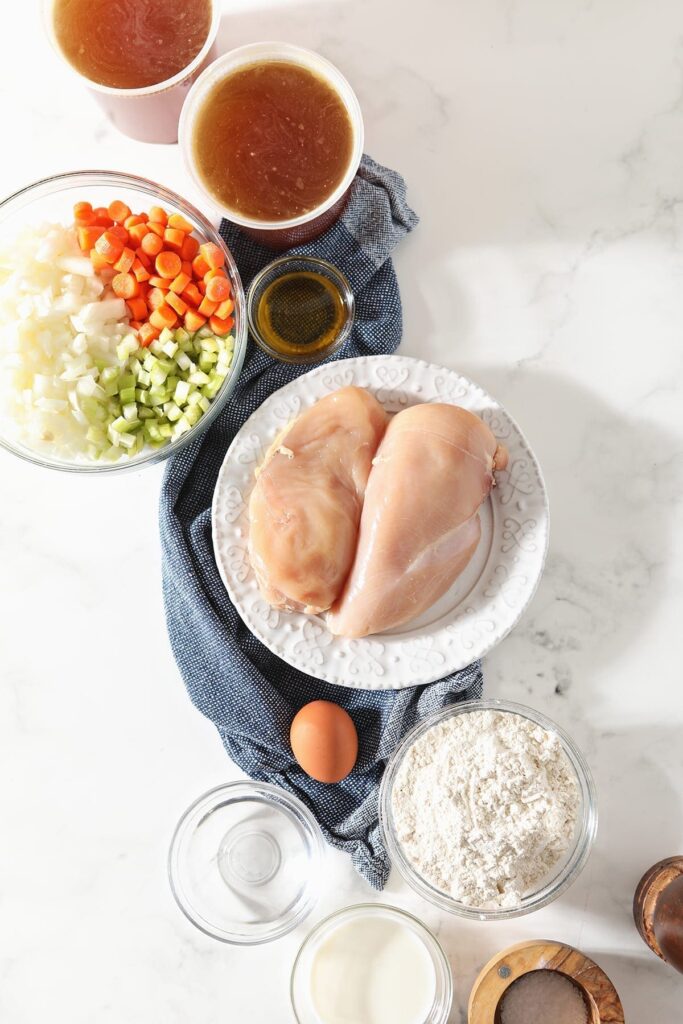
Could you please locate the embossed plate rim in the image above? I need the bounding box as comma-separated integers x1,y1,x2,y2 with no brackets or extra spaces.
211,355,549,689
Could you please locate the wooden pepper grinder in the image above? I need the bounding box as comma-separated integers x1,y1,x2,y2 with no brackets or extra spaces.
633,856,683,973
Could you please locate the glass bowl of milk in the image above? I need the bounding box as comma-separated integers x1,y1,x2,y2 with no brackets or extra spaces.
290,903,453,1024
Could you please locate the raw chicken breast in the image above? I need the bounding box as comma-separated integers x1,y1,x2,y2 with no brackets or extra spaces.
248,387,389,614
327,403,508,638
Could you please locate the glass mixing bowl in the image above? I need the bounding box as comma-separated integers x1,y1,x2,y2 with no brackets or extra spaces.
168,781,325,945
0,170,247,473
379,699,598,921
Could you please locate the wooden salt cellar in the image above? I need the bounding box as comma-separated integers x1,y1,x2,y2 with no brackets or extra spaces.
633,855,683,972
468,940,625,1023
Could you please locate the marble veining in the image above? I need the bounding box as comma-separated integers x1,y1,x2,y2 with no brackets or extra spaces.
2,1,683,1022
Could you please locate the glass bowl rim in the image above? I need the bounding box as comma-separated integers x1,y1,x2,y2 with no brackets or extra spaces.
379,698,598,921
290,902,453,1024
168,780,325,946
42,0,221,97
178,41,365,230
0,169,247,474
246,255,355,365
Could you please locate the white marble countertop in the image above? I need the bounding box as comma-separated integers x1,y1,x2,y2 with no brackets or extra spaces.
2,1,683,1021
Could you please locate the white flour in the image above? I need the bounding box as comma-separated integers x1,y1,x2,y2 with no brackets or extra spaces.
391,709,580,909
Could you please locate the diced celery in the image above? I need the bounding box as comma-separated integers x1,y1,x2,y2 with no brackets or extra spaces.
174,380,191,405
199,352,217,372
174,327,190,345
110,416,132,434
175,351,192,372
187,391,202,408
188,370,209,386
162,340,178,358
165,402,182,422
185,404,202,426
138,369,151,388
199,336,218,353
116,334,138,362
198,395,210,413
118,431,136,449
122,402,138,422
143,352,156,372
119,386,136,405
119,373,136,391
159,422,173,439
138,407,154,419
150,365,168,388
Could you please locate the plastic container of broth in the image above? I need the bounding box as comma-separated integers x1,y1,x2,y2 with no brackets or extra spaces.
180,42,365,249
43,0,220,143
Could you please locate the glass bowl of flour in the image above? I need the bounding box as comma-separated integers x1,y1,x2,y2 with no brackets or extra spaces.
379,699,598,921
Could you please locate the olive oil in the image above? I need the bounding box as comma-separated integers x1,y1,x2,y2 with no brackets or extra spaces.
255,271,347,359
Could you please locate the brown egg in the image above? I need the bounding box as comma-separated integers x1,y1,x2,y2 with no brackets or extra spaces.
290,701,358,783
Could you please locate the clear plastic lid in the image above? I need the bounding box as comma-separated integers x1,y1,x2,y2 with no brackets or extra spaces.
168,781,325,945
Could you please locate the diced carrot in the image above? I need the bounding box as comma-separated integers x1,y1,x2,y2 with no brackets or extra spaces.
199,242,225,270
128,223,149,246
209,314,234,336
126,297,148,320
109,224,129,243
149,304,177,330
146,221,166,238
181,282,203,306
181,260,193,277
169,271,191,295
100,267,116,285
124,214,145,229
148,206,168,225
114,246,135,273
135,248,152,270
148,275,170,289
204,266,227,281
197,280,207,295
180,235,199,261
166,291,188,316
198,296,219,317
163,227,185,253
93,207,113,226
132,258,151,283
155,251,182,279
184,309,207,332
95,230,125,263
205,275,231,303
74,202,95,226
192,254,210,278
215,297,235,320
139,323,160,347
141,232,164,257
129,320,142,331
112,272,139,299
89,248,110,272
78,225,105,251
147,288,168,310
108,200,131,223
167,212,195,233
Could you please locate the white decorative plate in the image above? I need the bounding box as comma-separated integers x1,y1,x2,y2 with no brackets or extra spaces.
212,355,549,690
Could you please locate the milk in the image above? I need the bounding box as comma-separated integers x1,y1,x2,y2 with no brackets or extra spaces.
309,915,437,1024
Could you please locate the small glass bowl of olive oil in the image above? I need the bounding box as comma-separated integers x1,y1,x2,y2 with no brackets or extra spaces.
246,256,355,364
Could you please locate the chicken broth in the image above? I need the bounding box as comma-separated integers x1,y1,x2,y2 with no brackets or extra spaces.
192,61,355,221
52,0,212,90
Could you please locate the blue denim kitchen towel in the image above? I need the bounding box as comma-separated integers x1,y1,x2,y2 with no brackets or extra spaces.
159,155,483,889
